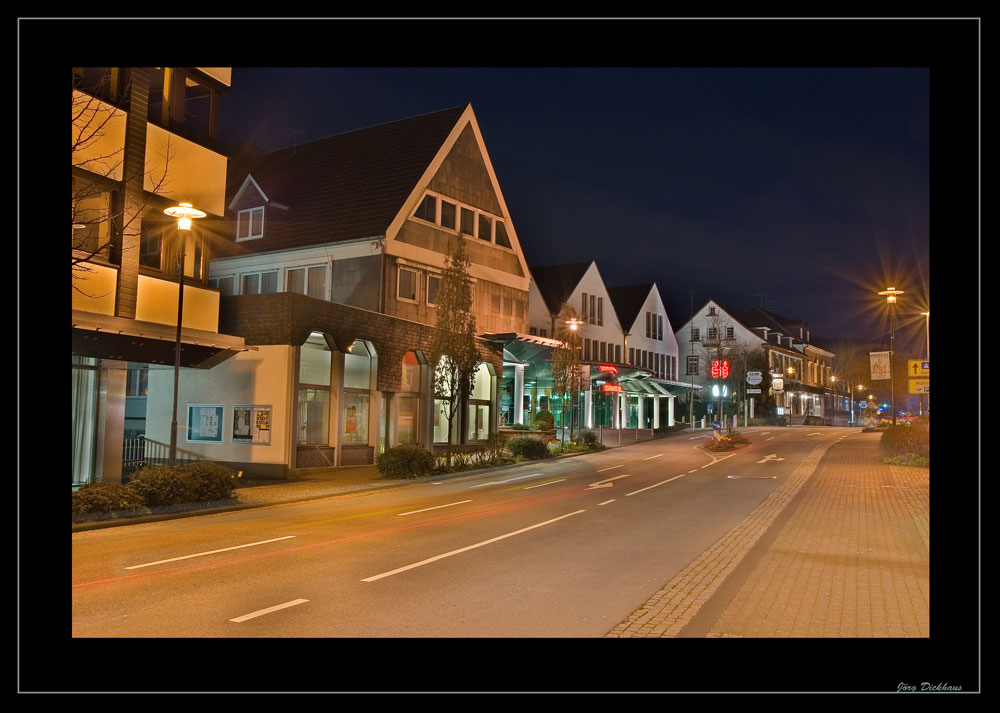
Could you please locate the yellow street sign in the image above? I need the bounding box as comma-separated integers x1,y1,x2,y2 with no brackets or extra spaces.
908,378,930,394
908,359,930,377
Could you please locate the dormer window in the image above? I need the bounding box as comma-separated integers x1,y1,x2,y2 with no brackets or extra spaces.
237,206,264,241
708,307,716,316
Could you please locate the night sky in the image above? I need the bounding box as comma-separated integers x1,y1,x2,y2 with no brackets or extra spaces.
193,18,970,360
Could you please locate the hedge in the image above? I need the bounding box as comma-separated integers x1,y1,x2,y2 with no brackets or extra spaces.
72,481,149,517
127,462,240,506
377,445,436,479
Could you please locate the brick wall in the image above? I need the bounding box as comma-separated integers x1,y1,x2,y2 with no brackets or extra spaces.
219,293,503,392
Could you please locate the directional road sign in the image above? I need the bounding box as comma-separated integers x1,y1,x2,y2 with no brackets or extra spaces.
908,378,930,394
908,360,930,377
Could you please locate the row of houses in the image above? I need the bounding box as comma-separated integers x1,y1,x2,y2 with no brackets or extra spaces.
71,67,848,487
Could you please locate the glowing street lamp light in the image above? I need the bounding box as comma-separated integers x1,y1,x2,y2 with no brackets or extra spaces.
878,287,904,425
164,202,207,466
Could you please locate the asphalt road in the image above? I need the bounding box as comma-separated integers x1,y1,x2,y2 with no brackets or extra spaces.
71,427,842,638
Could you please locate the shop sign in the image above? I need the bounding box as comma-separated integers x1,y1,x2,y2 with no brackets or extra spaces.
602,384,623,393
599,364,618,374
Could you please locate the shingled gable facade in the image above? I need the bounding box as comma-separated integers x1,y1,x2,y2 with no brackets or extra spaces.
525,263,690,431
146,105,527,476
674,300,845,425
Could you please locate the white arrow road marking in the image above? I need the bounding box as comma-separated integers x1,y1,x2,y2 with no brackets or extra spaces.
230,599,309,623
397,500,473,516
757,453,786,463
125,536,297,570
362,510,587,582
586,474,632,489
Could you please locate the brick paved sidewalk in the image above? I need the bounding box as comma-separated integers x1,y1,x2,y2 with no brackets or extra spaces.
607,432,929,638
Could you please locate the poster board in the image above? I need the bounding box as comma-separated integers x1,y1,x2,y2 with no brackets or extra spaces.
232,404,273,445
186,404,225,443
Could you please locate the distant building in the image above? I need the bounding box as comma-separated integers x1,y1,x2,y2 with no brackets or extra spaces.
674,300,844,424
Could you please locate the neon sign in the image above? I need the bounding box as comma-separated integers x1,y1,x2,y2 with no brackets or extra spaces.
710,359,730,379
598,364,618,374
602,384,623,393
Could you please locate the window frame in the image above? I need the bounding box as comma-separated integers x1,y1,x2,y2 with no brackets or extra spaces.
409,191,515,252
426,273,441,307
240,269,278,295
236,206,265,242
397,265,419,304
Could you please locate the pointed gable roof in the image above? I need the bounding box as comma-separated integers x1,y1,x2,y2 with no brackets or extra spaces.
529,262,593,315
606,284,654,332
218,104,469,256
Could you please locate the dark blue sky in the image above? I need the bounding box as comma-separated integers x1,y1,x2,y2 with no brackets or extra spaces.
211,26,951,354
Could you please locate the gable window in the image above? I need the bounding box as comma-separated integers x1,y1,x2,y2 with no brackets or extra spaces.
687,355,699,375
658,315,664,340
495,220,511,248
597,297,603,326
414,194,437,223
427,274,441,306
708,327,718,340
288,265,327,300
708,306,716,316
726,326,735,339
397,266,418,303
646,312,651,338
478,214,492,242
460,207,475,236
581,293,588,322
589,295,596,324
691,327,700,341
237,206,264,241
440,200,456,230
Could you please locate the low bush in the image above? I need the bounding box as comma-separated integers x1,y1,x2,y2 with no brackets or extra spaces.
578,428,601,449
377,445,436,479
127,462,240,506
879,417,929,459
72,481,149,517
506,435,549,460
530,410,554,430
507,423,531,430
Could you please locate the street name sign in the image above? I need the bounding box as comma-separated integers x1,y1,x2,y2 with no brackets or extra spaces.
747,388,762,394
908,360,930,377
870,351,891,380
908,378,930,394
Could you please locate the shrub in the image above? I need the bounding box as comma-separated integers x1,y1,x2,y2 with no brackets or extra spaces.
531,410,554,430
879,418,929,459
506,435,549,460
508,423,531,430
127,462,239,506
377,445,436,479
579,428,601,448
72,481,149,517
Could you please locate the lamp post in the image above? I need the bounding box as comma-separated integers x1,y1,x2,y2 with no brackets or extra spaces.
786,365,795,422
920,310,930,415
163,202,206,466
878,287,904,425
563,316,584,443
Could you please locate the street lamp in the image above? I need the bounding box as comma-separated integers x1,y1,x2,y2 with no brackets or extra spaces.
786,365,795,421
163,202,206,466
878,287,904,425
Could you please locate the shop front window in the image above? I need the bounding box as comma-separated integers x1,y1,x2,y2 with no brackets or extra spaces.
297,332,332,445
342,390,370,444
72,357,99,488
397,395,420,445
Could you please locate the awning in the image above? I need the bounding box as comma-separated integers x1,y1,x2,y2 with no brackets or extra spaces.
72,310,255,368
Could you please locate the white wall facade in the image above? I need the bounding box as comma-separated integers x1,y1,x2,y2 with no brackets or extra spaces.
622,285,680,379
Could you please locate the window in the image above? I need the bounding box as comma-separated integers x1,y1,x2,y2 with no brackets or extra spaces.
687,355,699,375
478,213,492,242
427,274,441,306
440,200,456,230
600,342,607,362
691,327,700,341
726,326,735,339
287,265,327,300
414,194,436,223
297,332,331,446
460,207,475,236
590,295,596,324
584,339,591,362
629,347,634,364
210,276,235,296
237,206,264,241
467,363,493,442
646,312,651,338
615,345,621,363
708,306,716,316
139,218,165,269
658,315,664,341
503,296,513,316
708,327,718,341
597,297,603,326
242,270,278,295
495,220,511,248
491,293,501,313
397,266,418,302
581,293,588,322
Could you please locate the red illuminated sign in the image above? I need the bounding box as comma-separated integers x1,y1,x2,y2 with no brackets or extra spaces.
710,360,731,379
602,384,623,393
598,364,618,374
